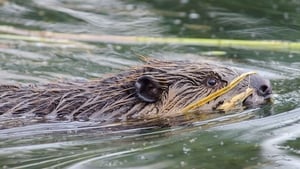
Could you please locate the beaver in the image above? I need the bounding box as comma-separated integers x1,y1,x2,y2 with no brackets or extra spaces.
0,59,272,128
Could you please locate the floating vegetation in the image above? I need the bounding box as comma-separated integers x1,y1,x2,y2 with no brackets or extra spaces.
0,26,300,53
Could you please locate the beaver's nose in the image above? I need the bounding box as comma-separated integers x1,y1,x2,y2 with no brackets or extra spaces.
250,75,272,97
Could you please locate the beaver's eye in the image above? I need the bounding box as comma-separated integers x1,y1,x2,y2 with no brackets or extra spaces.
206,77,218,87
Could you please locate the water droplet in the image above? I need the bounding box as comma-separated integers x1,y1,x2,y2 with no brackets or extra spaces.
189,137,197,143
189,12,200,19
183,146,191,154
180,161,186,167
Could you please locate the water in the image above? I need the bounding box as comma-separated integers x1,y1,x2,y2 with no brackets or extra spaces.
0,0,300,168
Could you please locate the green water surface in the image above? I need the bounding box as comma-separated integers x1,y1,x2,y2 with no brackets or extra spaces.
0,0,300,168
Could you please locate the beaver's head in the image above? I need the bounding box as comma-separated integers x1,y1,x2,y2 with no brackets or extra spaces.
112,59,272,123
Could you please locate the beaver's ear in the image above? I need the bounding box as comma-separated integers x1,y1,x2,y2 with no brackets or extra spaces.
135,76,162,103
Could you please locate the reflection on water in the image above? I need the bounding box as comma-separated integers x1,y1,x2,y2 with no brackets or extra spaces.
0,0,300,168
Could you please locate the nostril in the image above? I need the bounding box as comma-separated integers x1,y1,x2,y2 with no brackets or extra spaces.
260,85,268,93
259,84,272,96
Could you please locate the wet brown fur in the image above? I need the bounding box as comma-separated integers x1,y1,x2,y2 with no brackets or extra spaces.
0,59,253,127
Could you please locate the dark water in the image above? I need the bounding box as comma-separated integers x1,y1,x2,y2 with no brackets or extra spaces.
0,0,300,168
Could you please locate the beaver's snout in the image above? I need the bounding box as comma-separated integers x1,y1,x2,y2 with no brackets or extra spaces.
250,74,272,98
243,74,272,107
